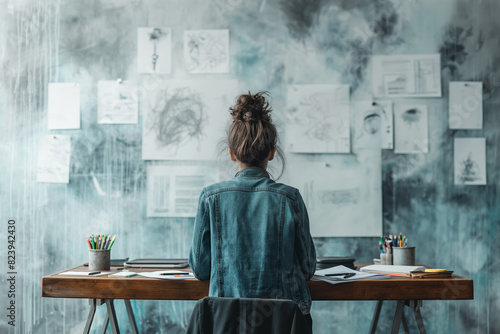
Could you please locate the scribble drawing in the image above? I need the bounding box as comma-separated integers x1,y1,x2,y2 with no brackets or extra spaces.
401,108,422,127
147,87,206,153
458,153,481,183
185,30,229,73
149,28,167,71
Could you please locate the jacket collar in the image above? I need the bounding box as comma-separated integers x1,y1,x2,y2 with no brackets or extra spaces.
235,167,270,178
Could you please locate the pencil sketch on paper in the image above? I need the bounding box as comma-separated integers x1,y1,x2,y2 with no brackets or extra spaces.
449,81,483,129
184,30,229,73
282,151,382,237
147,165,218,217
354,101,393,150
137,27,172,74
394,105,428,154
37,135,72,184
142,80,238,160
454,138,486,185
286,85,350,153
98,80,138,124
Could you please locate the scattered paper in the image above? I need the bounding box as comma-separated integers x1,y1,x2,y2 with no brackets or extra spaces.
394,105,428,154
138,270,194,280
59,272,111,276
372,54,441,98
354,100,393,150
47,83,80,129
454,138,487,185
108,271,138,278
449,81,483,129
147,165,218,217
137,27,172,73
97,80,138,124
313,265,387,285
286,84,350,153
37,135,71,183
184,30,230,73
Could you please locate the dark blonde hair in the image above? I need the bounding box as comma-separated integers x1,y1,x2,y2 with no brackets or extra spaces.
228,91,285,177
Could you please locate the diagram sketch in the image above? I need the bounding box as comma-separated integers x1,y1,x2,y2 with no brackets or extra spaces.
454,138,487,185
37,135,71,183
354,100,393,150
142,80,238,160
394,105,428,154
372,54,441,98
97,80,138,124
286,85,350,153
48,83,80,129
184,30,230,73
449,82,483,129
282,151,382,237
147,165,218,217
137,27,172,74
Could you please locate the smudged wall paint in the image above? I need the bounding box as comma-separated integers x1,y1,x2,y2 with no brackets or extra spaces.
1,0,499,333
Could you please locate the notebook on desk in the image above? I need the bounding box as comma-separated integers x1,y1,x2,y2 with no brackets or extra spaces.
124,259,189,269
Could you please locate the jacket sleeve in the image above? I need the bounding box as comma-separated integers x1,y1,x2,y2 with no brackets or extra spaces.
188,189,211,280
293,190,316,280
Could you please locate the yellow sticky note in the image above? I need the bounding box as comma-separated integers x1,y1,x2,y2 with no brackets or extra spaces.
425,269,447,273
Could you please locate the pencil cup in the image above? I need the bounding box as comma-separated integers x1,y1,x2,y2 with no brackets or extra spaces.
380,253,387,265
392,247,415,266
89,249,110,270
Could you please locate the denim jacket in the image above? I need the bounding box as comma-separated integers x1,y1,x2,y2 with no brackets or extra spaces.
189,167,316,314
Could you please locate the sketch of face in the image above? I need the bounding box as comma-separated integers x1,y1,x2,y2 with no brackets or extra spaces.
363,113,381,135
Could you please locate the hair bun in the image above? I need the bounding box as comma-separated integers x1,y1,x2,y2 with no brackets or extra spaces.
230,91,272,123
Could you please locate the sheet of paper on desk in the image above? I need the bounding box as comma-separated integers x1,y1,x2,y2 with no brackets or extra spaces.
138,270,194,280
59,272,111,276
313,265,387,285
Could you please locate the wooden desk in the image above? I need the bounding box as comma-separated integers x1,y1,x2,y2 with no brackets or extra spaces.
42,265,473,334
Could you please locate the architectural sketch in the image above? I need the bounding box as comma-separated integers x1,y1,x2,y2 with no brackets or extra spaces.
48,83,80,130
184,30,230,73
137,27,172,74
394,105,428,154
449,81,483,129
97,80,138,124
147,165,218,217
37,135,71,183
354,100,393,150
454,138,487,185
142,80,238,160
286,84,350,153
372,54,441,98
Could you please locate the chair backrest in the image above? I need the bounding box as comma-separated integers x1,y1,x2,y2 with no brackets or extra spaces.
186,297,312,334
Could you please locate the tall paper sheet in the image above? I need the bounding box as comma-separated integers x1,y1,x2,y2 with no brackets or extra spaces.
47,83,80,129
354,100,393,150
449,82,483,129
142,80,238,160
454,138,486,185
372,54,441,98
286,85,350,153
37,135,71,183
283,151,382,237
184,30,230,73
147,165,218,217
98,80,138,124
394,105,428,154
137,27,172,74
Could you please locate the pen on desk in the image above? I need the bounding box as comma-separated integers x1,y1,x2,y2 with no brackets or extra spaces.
88,271,101,275
160,272,191,276
126,273,137,278
325,273,356,278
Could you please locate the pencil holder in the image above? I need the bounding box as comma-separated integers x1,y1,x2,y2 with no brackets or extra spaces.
392,247,415,266
89,249,110,270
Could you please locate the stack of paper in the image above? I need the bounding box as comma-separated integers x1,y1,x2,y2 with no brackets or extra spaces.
313,265,387,285
137,270,194,280
360,265,426,275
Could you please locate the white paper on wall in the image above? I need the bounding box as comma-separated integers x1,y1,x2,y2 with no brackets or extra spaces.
372,54,441,98
354,100,393,150
137,27,172,74
184,30,230,73
454,138,487,185
142,79,238,160
449,81,483,129
47,83,80,130
394,104,428,154
97,80,138,124
286,84,350,153
37,135,71,183
147,165,218,217
283,151,382,237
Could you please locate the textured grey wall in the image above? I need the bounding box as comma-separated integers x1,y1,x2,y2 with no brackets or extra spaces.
0,0,499,333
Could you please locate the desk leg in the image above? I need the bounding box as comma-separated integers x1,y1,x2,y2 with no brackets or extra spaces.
369,300,383,334
413,305,427,334
390,301,405,334
84,299,97,334
124,300,139,334
105,299,120,334
401,310,409,334
100,313,109,334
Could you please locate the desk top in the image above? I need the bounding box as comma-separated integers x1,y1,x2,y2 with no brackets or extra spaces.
42,265,473,301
